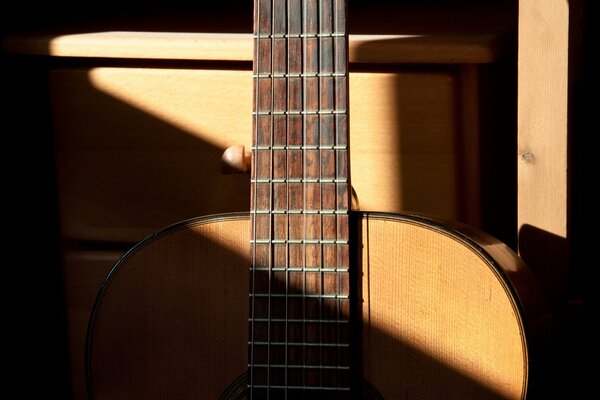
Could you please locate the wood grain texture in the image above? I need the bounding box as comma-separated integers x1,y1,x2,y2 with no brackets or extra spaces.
87,212,541,399
517,0,569,240
52,68,461,243
3,32,504,64
517,0,571,308
458,65,481,227
88,215,250,399
349,71,458,218
63,251,123,400
360,213,531,400
51,68,253,242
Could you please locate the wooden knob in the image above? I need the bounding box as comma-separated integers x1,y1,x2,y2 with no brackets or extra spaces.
221,145,251,174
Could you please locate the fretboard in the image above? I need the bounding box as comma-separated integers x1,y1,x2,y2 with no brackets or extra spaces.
248,0,351,396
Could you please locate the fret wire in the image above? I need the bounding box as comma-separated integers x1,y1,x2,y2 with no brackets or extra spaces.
252,178,347,183
250,341,350,347
250,318,349,323
254,32,345,38
251,209,348,214
250,293,349,299
253,110,347,115
251,385,351,390
251,239,348,244
251,267,349,273
253,72,346,78
250,1,351,394
253,144,347,150
249,364,350,370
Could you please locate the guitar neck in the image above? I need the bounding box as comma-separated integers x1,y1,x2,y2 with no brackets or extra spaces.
249,0,351,395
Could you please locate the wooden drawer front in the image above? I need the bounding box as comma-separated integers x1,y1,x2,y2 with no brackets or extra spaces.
52,67,458,242
63,251,123,400
52,68,253,242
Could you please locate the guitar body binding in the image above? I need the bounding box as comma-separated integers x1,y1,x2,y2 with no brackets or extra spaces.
86,211,545,399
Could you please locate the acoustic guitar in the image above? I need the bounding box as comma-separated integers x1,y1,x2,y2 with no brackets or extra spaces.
86,1,548,398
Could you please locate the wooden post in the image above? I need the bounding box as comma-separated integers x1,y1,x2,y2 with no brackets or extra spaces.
517,0,570,303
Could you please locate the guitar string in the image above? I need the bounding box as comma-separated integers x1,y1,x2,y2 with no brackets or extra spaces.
284,0,290,396
301,0,307,390
269,0,290,395
333,0,342,389
317,0,324,389
302,0,310,388
268,0,275,397
250,0,261,397
341,1,350,389
253,1,352,395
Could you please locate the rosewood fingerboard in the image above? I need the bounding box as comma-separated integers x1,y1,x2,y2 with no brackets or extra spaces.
249,0,351,397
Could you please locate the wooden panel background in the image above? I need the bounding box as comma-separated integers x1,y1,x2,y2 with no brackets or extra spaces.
5,2,582,398
4,32,504,64
4,21,512,399
517,0,568,240
52,67,460,243
63,251,122,400
517,0,570,306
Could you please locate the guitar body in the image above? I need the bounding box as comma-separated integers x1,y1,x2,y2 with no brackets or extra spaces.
87,211,545,399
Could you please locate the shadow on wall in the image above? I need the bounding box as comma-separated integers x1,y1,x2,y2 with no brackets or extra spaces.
352,34,518,246
518,224,576,400
518,224,569,311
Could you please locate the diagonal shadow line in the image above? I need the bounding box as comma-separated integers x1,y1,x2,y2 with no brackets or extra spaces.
47,41,522,400
86,215,515,400
52,66,251,242
53,64,252,399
